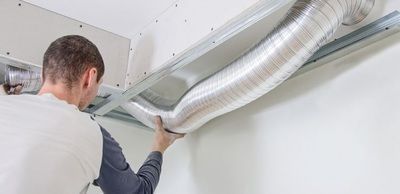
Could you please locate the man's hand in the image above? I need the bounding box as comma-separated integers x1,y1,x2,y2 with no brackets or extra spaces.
1,84,23,95
151,116,185,154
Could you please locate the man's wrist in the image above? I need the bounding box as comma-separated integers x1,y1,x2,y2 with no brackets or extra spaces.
150,151,163,156
151,145,166,154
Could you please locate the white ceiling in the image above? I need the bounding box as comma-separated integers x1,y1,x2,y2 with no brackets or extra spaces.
24,0,178,38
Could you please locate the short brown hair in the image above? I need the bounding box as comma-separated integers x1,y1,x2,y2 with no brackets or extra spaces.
42,35,104,88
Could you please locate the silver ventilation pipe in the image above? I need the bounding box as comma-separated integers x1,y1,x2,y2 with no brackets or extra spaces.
122,0,375,133
3,65,41,94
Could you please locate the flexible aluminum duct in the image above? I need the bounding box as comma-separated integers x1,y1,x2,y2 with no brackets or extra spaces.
4,65,41,93
122,0,375,133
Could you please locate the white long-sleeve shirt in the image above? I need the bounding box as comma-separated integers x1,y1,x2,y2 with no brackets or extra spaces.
0,93,103,194
0,93,163,194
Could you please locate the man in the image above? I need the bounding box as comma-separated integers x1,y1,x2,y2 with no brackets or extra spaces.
0,35,184,194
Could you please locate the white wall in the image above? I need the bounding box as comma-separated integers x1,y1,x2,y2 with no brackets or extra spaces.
155,32,400,194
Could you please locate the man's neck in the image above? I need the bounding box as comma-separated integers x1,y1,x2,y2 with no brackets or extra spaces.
38,82,82,108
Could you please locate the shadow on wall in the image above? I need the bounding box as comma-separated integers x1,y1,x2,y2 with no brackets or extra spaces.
148,75,192,105
183,30,399,194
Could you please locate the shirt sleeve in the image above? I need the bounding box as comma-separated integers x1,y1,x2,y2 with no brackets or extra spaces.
93,125,163,194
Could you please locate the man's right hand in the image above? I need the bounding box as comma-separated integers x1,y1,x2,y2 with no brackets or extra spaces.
151,116,185,154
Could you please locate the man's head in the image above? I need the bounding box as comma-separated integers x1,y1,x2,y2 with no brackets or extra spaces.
42,35,104,110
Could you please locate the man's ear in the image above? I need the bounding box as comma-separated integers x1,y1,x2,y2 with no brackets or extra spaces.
83,67,98,89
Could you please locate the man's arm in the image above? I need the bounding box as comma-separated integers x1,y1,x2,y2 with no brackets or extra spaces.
94,116,184,194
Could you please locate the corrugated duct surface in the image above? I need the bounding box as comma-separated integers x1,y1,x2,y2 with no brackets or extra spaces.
4,66,41,93
123,0,375,133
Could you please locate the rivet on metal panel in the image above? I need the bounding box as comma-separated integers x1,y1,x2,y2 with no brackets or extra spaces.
116,84,120,87
79,25,83,28
18,3,21,6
